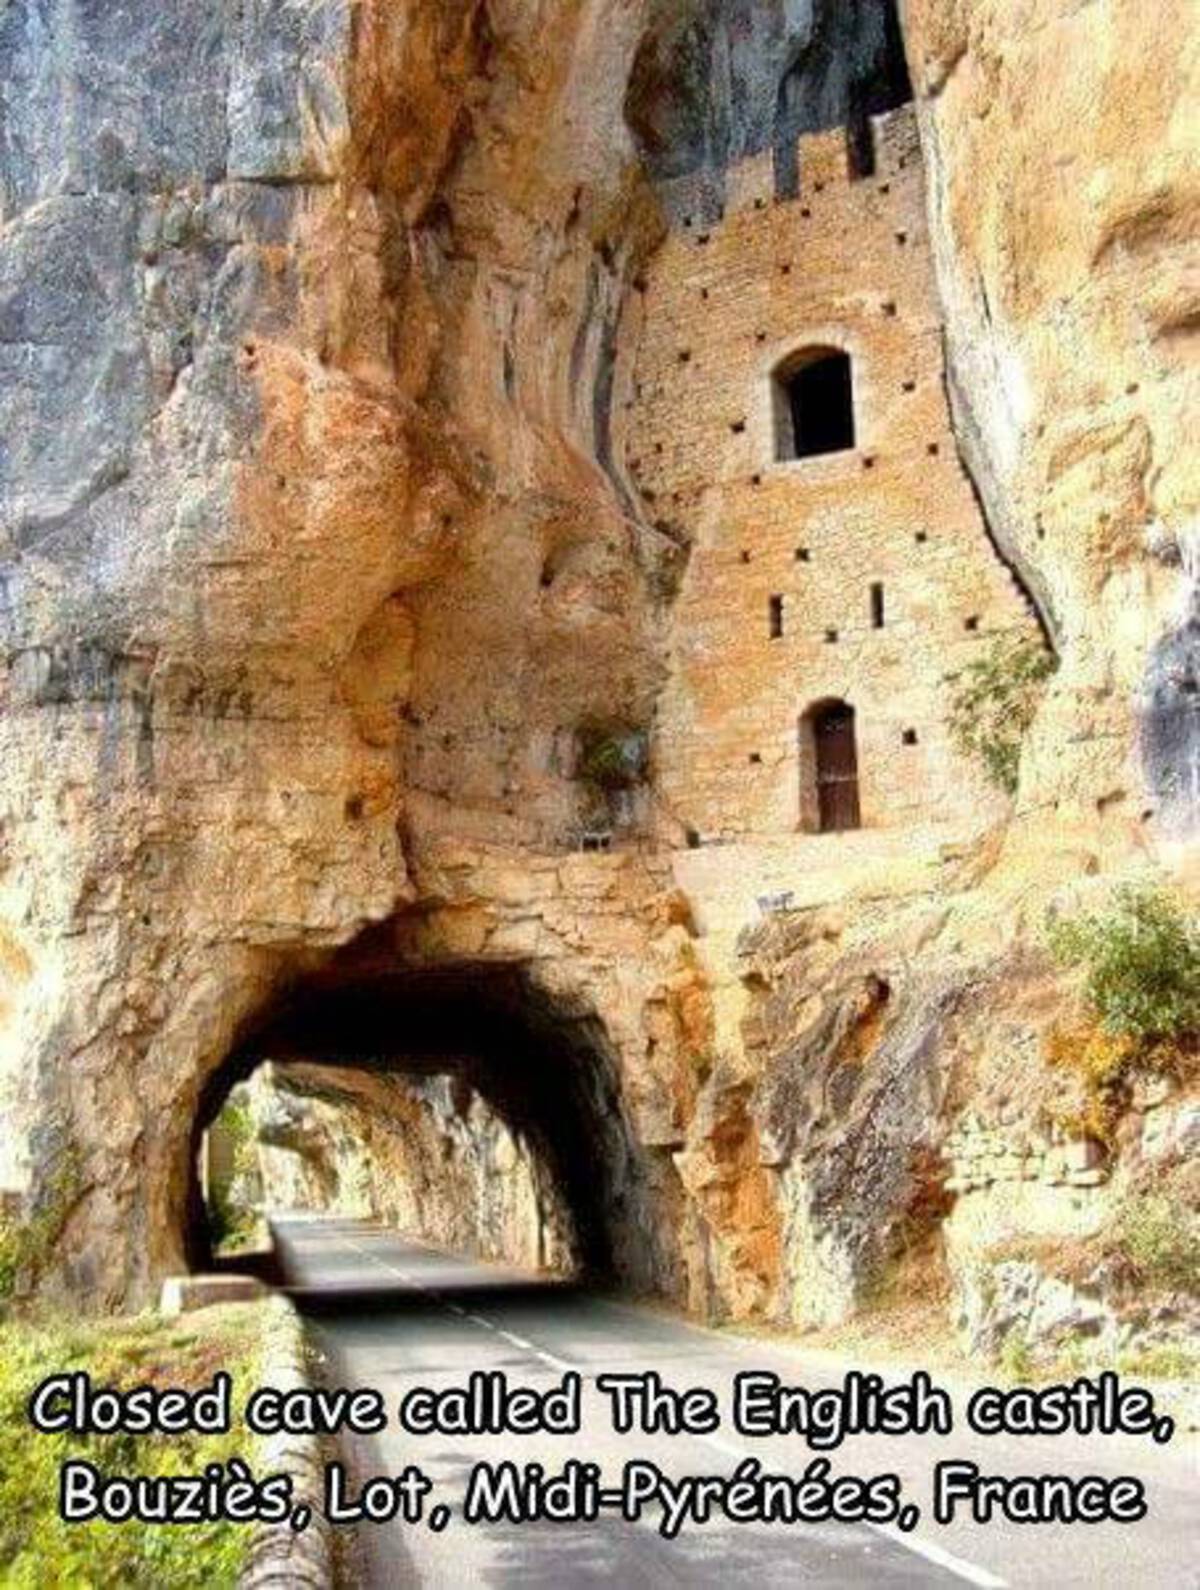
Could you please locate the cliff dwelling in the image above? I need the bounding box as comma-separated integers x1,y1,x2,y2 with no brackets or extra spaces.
629,108,1042,846
0,0,1195,1418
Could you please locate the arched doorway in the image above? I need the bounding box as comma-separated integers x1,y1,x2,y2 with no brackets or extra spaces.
800,699,861,833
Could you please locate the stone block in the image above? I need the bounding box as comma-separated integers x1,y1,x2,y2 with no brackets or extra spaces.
1064,1139,1104,1173
1068,1169,1107,1188
161,1274,265,1316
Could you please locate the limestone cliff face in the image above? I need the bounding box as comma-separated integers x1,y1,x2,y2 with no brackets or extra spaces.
0,0,1195,1331
904,0,1200,854
249,1067,573,1273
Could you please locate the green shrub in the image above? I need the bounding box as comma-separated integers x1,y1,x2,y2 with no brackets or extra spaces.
948,632,1056,795
576,719,648,791
1115,1194,1200,1294
0,1308,262,1585
1047,886,1200,1046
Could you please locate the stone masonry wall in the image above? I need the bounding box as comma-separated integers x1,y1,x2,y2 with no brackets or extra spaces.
620,107,1042,842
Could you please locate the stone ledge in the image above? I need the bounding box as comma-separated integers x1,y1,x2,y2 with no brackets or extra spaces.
161,1273,266,1315
240,1296,332,1590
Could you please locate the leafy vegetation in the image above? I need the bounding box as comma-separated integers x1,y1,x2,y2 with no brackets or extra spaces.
576,718,649,792
1048,885,1200,1046
947,632,1056,795
206,1089,264,1256
0,1146,82,1309
0,1306,262,1586
1114,1193,1200,1294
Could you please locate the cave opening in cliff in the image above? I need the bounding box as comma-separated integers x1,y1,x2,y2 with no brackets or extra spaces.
185,958,647,1293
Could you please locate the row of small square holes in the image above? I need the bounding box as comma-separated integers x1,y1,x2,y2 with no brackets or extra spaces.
747,728,919,764
684,175,900,239
743,534,931,562
677,299,901,360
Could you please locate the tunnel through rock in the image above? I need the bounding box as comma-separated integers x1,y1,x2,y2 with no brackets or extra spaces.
186,962,645,1288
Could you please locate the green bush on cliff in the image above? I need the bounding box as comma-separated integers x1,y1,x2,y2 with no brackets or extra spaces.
948,631,1056,795
0,1307,262,1586
0,1147,83,1308
1048,886,1200,1046
1116,1193,1200,1294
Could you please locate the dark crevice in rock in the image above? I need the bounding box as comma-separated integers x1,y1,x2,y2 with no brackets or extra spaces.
1141,598,1200,836
941,338,1060,651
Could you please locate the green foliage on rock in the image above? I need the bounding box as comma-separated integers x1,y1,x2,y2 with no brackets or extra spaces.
0,1147,83,1308
207,1089,262,1255
0,1307,262,1586
1048,885,1200,1046
948,631,1056,795
576,718,649,791
1115,1193,1200,1294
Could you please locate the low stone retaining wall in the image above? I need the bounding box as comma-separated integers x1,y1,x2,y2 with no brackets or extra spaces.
241,1296,332,1590
942,1114,1108,1194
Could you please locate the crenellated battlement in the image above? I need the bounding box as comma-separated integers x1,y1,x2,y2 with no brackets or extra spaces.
658,105,922,230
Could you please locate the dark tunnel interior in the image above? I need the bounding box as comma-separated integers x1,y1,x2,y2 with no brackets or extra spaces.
186,958,644,1286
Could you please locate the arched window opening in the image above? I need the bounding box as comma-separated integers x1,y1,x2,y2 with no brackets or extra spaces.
799,699,862,834
774,348,855,461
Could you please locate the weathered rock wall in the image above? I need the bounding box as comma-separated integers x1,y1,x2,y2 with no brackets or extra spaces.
0,0,1194,1334
903,0,1200,855
250,1066,573,1273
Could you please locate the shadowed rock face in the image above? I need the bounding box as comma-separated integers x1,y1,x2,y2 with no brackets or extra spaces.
0,0,1195,1319
1143,602,1200,836
625,0,909,199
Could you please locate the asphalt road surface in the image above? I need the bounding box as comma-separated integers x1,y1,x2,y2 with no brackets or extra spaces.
275,1218,1197,1589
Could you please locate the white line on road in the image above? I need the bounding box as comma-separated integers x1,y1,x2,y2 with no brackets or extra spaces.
330,1229,1005,1587
693,1425,1005,1587
341,1234,572,1373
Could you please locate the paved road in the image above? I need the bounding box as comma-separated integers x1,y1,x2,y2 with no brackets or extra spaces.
276,1218,1196,1589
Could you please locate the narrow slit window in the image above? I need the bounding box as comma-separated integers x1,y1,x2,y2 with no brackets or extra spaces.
870,583,885,629
769,595,784,639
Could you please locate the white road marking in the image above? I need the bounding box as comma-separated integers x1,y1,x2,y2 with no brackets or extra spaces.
341,1233,572,1372
323,1228,1006,1586
693,1428,1005,1587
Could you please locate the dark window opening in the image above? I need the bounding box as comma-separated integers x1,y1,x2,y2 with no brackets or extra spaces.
795,546,811,562
847,98,876,180
800,700,862,835
775,348,855,461
965,615,981,632
870,583,885,629
824,628,839,644
902,729,919,746
769,596,784,639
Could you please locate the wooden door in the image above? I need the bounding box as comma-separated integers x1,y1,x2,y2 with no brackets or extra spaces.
814,703,861,832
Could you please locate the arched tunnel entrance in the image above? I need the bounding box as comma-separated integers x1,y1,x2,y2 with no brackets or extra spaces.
185,958,651,1291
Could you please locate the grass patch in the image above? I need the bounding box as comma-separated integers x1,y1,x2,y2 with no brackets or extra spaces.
1113,1193,1200,1294
0,1305,263,1586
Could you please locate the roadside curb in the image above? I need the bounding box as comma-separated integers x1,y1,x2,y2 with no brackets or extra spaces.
241,1295,332,1589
